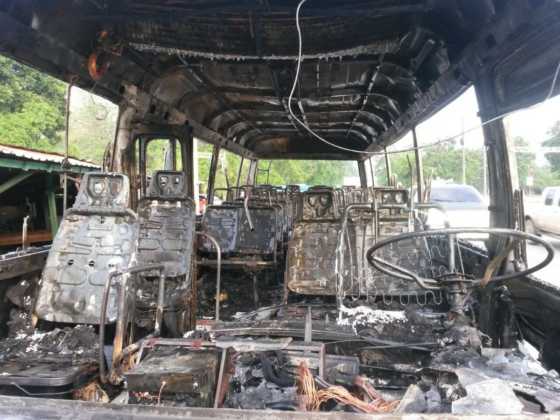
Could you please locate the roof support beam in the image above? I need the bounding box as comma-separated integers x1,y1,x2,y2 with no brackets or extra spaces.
180,66,265,142
202,92,400,122
208,106,389,133
346,63,381,139
217,109,381,137
0,171,34,196
240,127,370,148
231,120,375,141
268,66,307,139
236,124,371,146
100,3,430,19
363,0,537,157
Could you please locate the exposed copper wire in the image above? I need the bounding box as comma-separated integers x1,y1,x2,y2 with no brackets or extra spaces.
157,381,167,405
297,362,399,413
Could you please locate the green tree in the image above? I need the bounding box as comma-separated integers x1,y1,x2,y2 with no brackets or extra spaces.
533,166,559,192
543,121,560,172
0,56,66,150
376,152,415,187
262,159,357,187
382,144,485,191
62,92,118,163
513,136,536,189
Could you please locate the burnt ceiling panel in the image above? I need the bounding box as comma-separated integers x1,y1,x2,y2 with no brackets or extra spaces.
0,0,558,159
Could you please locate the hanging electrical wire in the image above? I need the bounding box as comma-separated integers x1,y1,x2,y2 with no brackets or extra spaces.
288,0,560,156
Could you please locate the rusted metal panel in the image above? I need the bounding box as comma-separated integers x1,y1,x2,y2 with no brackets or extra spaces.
34,173,137,324
126,346,220,407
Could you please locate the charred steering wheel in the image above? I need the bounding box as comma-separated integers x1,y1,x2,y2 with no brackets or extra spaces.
366,228,554,292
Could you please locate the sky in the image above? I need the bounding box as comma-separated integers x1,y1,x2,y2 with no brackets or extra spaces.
400,86,560,165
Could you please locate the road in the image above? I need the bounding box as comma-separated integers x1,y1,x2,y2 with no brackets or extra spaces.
527,234,560,286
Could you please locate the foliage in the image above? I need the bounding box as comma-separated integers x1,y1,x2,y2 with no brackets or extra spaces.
382,144,485,191
262,159,357,187
514,136,536,188
543,121,560,172
383,134,560,195
0,56,117,163
62,92,118,163
0,56,66,150
532,166,559,191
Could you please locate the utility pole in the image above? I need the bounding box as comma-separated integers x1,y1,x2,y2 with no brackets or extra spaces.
482,146,488,196
368,157,375,187
384,147,392,186
412,127,424,202
461,118,466,185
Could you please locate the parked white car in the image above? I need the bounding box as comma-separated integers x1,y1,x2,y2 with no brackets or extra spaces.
425,184,490,230
526,186,560,236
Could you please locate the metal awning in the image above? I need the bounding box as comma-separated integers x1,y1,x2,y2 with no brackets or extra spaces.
0,143,99,174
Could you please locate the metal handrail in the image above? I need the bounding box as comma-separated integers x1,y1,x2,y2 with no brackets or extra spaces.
99,263,164,383
196,232,222,321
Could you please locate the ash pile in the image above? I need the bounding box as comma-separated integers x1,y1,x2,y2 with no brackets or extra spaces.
122,303,560,415
0,278,101,397
0,324,98,363
0,277,99,366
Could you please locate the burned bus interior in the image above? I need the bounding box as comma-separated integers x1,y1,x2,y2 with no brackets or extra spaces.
0,0,560,417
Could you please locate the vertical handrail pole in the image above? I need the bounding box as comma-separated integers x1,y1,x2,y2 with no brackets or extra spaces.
412,127,424,203
196,232,222,321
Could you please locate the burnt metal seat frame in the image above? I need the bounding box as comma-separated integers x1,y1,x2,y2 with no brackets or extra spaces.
199,187,282,268
99,263,166,383
335,202,450,302
135,171,197,336
286,188,449,300
34,172,137,325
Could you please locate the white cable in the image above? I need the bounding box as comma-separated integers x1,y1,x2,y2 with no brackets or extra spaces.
545,59,560,101
288,0,367,155
287,0,560,156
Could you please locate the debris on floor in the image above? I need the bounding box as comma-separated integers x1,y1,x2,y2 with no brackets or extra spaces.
125,345,221,408
452,378,523,415
0,324,98,363
73,381,110,403
297,362,399,413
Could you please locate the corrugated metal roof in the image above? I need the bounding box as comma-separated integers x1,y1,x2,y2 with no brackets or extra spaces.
0,143,100,169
